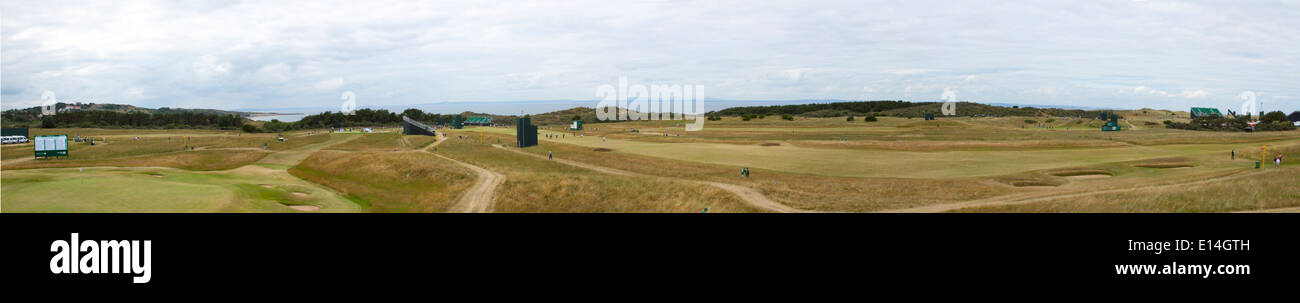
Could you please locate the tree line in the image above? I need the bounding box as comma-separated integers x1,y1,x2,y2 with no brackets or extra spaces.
1163,111,1296,132
2,110,244,130
707,100,916,117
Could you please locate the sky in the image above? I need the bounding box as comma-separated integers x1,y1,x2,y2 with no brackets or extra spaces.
2,0,1297,113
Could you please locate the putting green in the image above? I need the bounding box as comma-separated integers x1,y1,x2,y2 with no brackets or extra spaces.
467,126,1293,178
1,166,364,213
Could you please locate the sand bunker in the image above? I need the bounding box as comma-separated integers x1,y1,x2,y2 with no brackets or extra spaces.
1010,181,1059,188
1064,174,1112,179
259,184,274,188
1133,163,1194,169
291,192,309,197
287,205,320,211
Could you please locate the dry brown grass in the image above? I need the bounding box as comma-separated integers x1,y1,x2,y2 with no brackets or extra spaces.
406,135,438,149
434,134,758,212
960,167,1300,212
325,133,408,151
289,150,474,212
455,130,1012,212
792,139,1129,152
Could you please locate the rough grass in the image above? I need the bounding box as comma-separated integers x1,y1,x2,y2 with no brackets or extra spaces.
449,130,1010,212
468,125,1257,179
406,135,438,149
325,133,408,151
959,167,1300,212
433,133,758,212
289,150,474,212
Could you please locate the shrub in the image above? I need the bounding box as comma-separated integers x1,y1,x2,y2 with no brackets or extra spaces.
742,115,752,121
1024,119,1037,124
1262,111,1288,123
1256,121,1297,131
242,124,261,133
846,116,855,121
781,114,794,121
863,115,878,122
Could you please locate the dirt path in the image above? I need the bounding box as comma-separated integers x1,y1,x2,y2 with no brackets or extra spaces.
881,169,1270,213
491,144,809,213
423,136,504,213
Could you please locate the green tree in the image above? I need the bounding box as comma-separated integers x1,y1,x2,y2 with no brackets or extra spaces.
1262,111,1287,123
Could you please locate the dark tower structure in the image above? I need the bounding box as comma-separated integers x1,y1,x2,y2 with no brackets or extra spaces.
516,116,538,148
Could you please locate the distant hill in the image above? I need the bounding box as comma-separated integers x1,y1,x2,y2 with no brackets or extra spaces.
1,102,264,129
707,100,916,117
451,107,617,127
3,102,259,118
881,102,1124,119
704,100,1126,119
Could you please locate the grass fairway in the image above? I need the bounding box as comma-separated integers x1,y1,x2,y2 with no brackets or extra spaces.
468,125,1282,179
1,166,363,212
3,118,1297,213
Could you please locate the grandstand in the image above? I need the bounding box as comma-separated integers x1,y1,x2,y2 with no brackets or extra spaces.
402,116,437,136
1190,107,1222,119
464,117,493,126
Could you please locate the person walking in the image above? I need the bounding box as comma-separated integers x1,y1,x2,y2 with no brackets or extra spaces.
1231,149,1235,160
548,151,553,160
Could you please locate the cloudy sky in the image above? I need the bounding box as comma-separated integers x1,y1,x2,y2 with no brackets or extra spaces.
2,0,1297,112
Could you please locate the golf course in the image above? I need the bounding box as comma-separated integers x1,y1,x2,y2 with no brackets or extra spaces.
3,105,1297,213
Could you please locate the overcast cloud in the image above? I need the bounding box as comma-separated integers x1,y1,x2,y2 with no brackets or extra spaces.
2,0,1297,112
